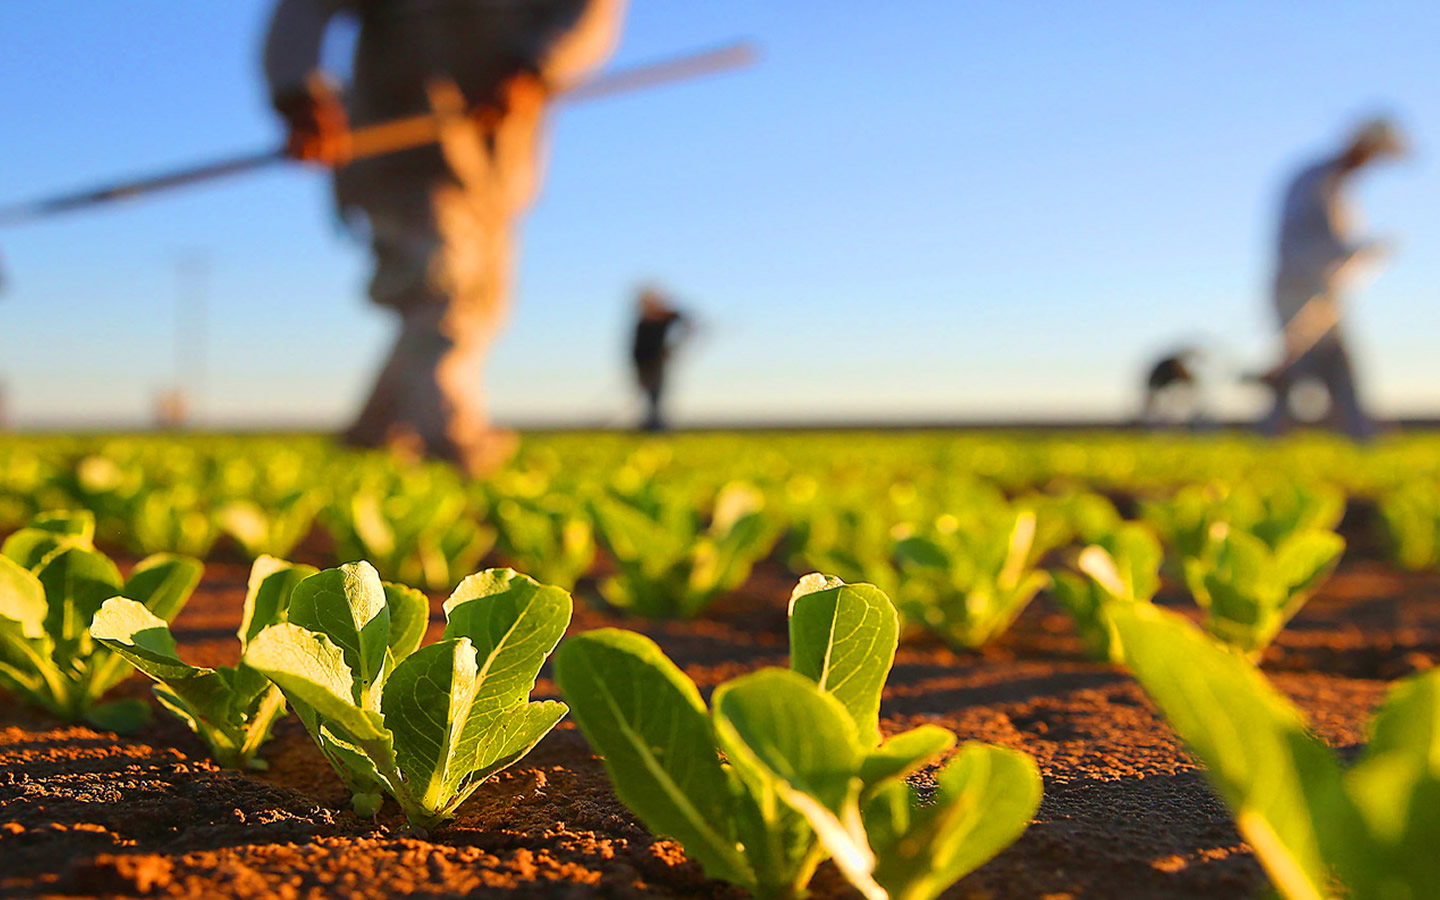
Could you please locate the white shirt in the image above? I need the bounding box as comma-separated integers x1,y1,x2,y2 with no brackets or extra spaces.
1272,155,1372,324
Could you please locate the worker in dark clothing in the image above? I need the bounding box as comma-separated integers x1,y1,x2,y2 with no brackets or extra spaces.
631,286,692,432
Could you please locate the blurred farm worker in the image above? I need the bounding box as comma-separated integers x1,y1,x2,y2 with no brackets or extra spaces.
264,0,626,473
631,286,692,432
1139,347,1202,428
1258,118,1407,440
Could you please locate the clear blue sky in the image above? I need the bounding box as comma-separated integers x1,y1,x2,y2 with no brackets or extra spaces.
1,1,1436,428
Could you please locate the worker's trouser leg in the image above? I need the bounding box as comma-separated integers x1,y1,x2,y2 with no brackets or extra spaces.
343,98,544,473
1315,334,1375,440
636,363,665,432
1259,332,1374,440
344,180,515,472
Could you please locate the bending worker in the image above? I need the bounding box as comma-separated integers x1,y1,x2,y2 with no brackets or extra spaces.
264,0,626,473
1139,347,1201,428
1259,118,1407,439
631,286,692,432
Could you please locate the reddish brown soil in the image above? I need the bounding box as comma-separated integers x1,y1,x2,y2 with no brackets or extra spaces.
2,525,1434,898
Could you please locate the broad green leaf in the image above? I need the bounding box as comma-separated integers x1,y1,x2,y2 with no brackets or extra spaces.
2,532,66,573
713,669,873,899
0,554,47,639
383,582,429,661
866,743,1042,900
36,546,122,648
714,668,864,813
444,572,571,799
1104,523,1163,602
123,553,202,621
1108,603,1344,900
350,493,397,560
28,510,97,541
2,511,95,571
1336,669,1440,899
287,563,391,707
1276,531,1345,598
91,597,199,681
314,720,389,798
443,569,571,722
243,622,392,756
463,699,570,783
0,617,66,708
381,638,478,819
239,556,316,647
1077,545,1127,599
859,724,956,789
788,574,898,748
91,597,234,723
553,629,750,886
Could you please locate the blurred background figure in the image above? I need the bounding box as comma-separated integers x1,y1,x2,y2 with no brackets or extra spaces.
1139,347,1203,428
153,390,189,430
631,285,692,432
263,0,626,473
1257,117,1409,440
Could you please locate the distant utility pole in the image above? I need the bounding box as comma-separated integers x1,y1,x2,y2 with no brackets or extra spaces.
156,251,208,429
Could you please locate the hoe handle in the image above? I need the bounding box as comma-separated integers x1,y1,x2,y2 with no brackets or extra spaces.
0,41,757,229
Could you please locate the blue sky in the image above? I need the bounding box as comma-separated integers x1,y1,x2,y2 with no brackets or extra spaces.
1,1,1436,428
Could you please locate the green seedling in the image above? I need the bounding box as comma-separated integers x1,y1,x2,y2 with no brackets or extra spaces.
216,489,325,560
590,481,780,617
1183,523,1344,658
555,574,1041,900
892,510,1051,649
127,483,222,558
91,555,317,769
242,563,568,832
324,482,495,591
1141,480,1345,576
1378,484,1440,572
1239,480,1346,550
1018,489,1122,563
0,510,201,731
1051,522,1162,662
1111,603,1440,900
490,495,595,591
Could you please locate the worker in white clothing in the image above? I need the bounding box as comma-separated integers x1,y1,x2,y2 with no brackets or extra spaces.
1258,118,1407,439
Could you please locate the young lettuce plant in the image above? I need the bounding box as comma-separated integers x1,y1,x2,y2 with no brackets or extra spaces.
490,495,595,591
0,510,202,731
589,481,780,617
90,555,317,769
215,489,325,560
1238,480,1346,550
241,562,569,832
126,483,222,558
891,510,1050,649
1051,522,1162,663
324,481,495,591
554,574,1041,900
1378,483,1440,572
1183,523,1344,658
1110,602,1440,900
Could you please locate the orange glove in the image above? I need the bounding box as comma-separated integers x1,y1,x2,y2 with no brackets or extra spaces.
274,77,351,166
472,68,550,131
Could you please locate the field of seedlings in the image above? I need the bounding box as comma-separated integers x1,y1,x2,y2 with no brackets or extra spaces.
1,431,1438,899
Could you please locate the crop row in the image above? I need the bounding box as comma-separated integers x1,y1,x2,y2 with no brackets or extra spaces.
0,434,1414,659
0,507,1435,899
